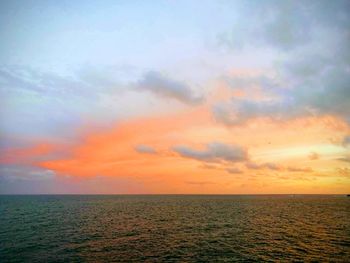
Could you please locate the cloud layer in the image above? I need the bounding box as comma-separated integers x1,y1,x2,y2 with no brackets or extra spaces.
214,0,350,126
1,0,349,194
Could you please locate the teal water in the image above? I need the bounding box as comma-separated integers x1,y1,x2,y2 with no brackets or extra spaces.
0,195,349,262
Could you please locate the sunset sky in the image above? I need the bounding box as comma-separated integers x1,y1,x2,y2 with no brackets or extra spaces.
0,0,349,194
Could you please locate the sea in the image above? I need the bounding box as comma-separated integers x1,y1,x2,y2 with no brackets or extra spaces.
0,195,349,262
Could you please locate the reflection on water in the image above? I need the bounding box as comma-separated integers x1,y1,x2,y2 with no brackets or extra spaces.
1,195,349,262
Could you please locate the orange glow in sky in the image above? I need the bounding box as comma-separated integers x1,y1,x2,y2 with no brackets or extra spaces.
1,1,349,194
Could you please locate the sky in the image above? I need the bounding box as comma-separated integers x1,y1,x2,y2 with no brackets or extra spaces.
0,0,349,194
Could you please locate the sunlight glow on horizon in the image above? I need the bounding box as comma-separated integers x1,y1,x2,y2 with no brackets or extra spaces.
0,0,349,194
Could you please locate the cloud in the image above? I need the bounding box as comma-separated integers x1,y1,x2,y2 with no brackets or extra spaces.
213,60,350,126
2,65,202,145
246,162,263,170
259,2,310,50
308,152,319,160
287,167,313,173
218,1,350,51
265,162,283,171
214,1,350,126
213,96,302,125
173,142,247,163
246,162,283,171
135,144,157,154
337,168,350,178
0,143,55,165
0,65,99,98
226,167,243,174
291,63,350,123
135,71,203,105
223,75,280,94
0,165,55,181
337,156,350,163
198,164,219,170
217,1,310,50
0,65,115,141
186,181,215,186
246,162,311,173
342,136,350,147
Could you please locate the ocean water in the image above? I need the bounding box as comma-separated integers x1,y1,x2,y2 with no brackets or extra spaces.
0,195,349,262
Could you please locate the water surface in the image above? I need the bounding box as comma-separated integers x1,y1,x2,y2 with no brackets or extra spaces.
1,195,349,262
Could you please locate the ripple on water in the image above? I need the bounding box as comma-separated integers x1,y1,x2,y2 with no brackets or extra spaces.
0,195,349,262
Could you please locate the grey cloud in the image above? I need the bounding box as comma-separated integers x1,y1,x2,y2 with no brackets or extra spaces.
135,145,157,154
186,181,215,186
308,152,319,160
246,162,282,171
213,61,350,126
259,1,311,50
337,156,350,163
0,66,96,140
265,162,283,171
337,167,350,178
287,167,313,173
342,136,350,147
219,0,350,51
218,1,309,50
226,167,243,174
78,65,138,90
224,75,280,92
214,1,350,126
135,71,203,105
246,162,263,170
246,162,313,173
198,164,218,170
0,165,55,181
0,65,149,142
213,95,305,126
0,65,98,98
173,142,247,163
292,65,350,122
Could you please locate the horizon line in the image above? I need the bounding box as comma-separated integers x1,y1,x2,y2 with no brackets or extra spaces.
0,193,348,196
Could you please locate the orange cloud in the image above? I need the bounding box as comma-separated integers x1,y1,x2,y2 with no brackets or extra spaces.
37,107,212,178
2,91,349,193
0,143,54,165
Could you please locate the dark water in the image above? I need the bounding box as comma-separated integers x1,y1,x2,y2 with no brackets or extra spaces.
0,195,349,262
